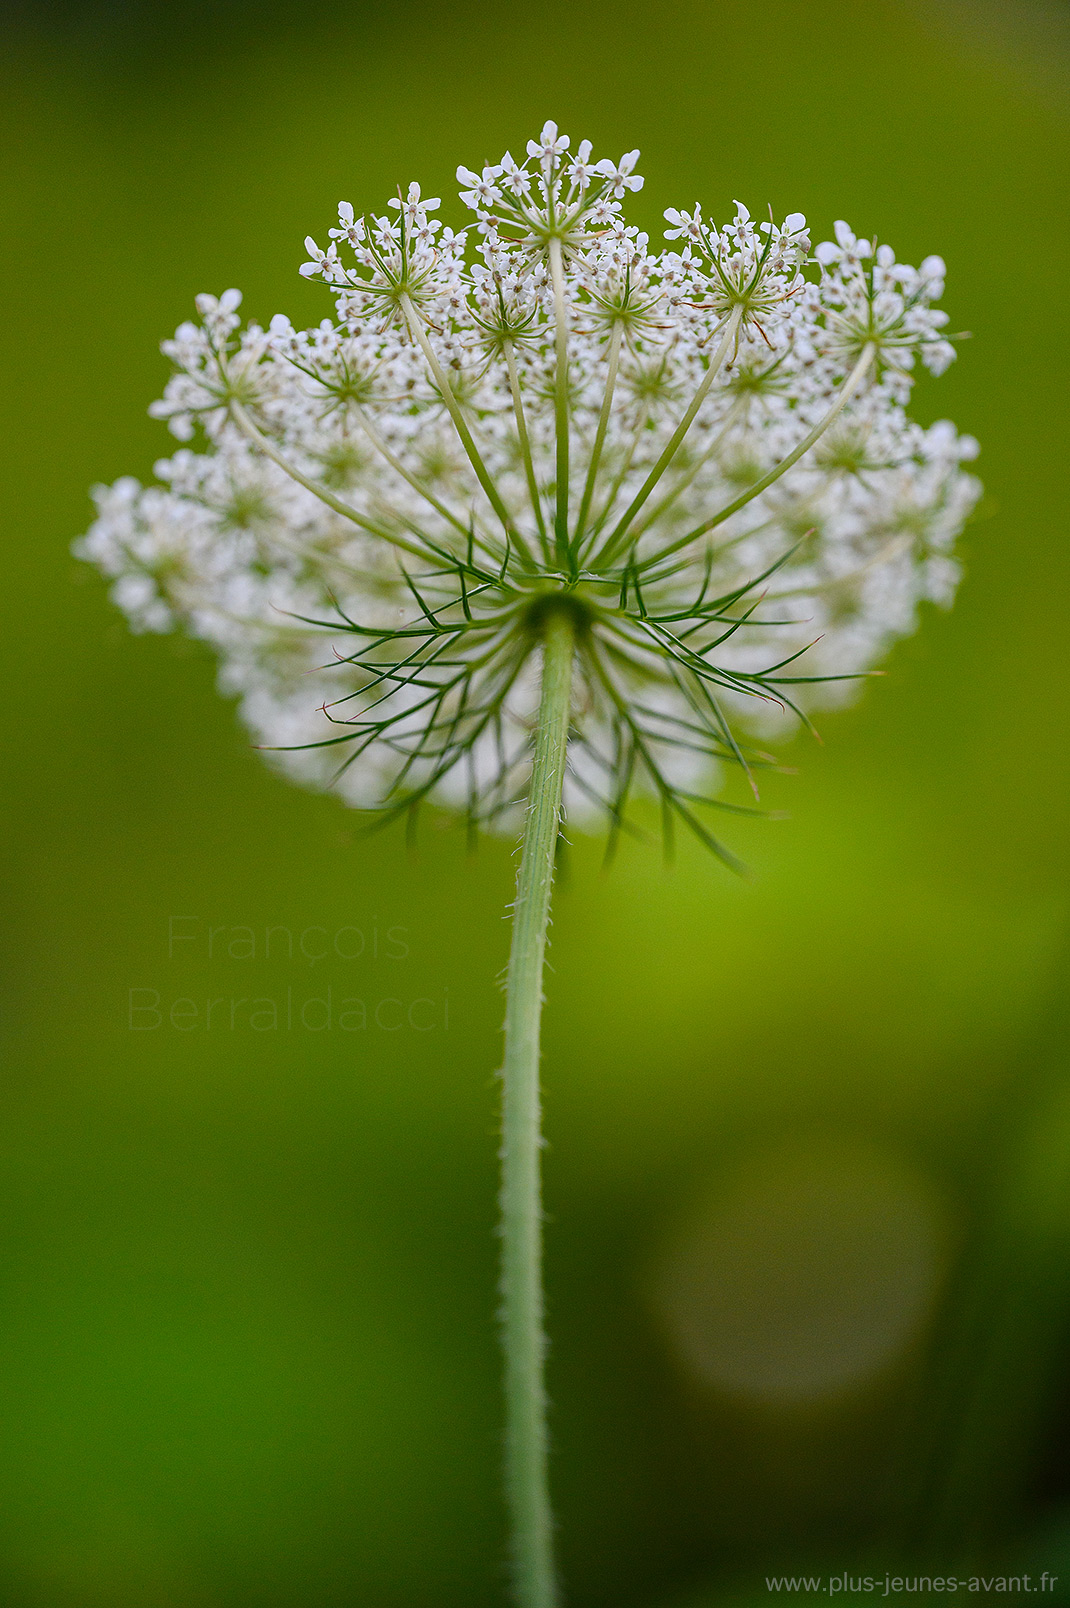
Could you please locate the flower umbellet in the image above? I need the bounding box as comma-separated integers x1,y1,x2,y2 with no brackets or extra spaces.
77,121,979,1608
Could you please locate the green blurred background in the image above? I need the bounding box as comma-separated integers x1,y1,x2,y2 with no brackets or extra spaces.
2,0,1070,1602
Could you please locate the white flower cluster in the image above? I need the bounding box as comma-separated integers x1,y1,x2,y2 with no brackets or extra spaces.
77,122,979,843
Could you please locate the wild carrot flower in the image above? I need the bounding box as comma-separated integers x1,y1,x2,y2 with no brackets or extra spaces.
76,122,979,1608
78,121,977,857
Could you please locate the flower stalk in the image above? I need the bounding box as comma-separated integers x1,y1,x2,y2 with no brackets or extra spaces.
549,237,572,567
499,605,574,1608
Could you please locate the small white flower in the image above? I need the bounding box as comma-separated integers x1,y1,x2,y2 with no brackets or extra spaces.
457,165,503,210
329,202,365,248
388,180,441,217
527,119,570,164
299,237,343,281
498,151,532,197
594,150,643,198
566,139,597,191
195,288,242,317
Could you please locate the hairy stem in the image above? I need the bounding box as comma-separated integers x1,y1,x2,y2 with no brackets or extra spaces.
500,606,574,1608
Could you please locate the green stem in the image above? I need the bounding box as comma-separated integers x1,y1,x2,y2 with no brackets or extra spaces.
549,238,571,566
500,606,574,1608
504,339,550,558
573,321,622,549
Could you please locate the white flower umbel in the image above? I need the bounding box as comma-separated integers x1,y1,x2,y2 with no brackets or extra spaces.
77,121,979,1608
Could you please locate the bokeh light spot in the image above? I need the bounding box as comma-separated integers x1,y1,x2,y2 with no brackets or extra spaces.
651,1136,950,1404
